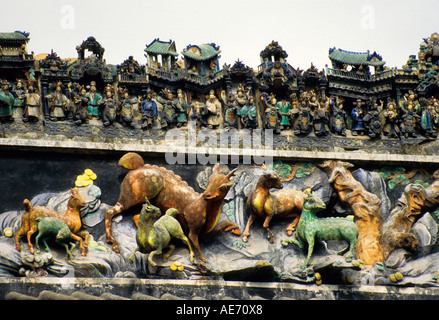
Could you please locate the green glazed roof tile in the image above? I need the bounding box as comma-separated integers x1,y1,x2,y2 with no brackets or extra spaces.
182,44,220,61
329,47,385,67
145,39,178,56
0,31,29,43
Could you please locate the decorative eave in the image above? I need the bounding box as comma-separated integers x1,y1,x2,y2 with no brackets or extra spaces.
0,31,30,45
182,43,221,61
76,36,105,60
329,47,386,67
145,38,178,57
260,41,288,60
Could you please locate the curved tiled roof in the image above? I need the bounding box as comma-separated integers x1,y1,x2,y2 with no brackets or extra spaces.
0,31,29,44
329,47,385,67
145,38,178,56
182,43,220,61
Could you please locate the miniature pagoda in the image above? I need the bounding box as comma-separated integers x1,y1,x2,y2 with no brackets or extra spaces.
145,38,180,85
0,31,34,80
326,48,394,103
182,43,224,87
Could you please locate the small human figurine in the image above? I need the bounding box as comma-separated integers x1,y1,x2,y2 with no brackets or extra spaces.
156,89,177,129
313,98,330,136
72,84,89,125
23,79,41,123
235,85,248,110
46,81,69,121
12,79,26,120
293,95,313,136
400,102,420,138
277,99,292,130
102,84,118,127
262,92,281,134
141,88,158,130
351,99,365,136
224,93,239,130
420,97,438,138
363,98,384,139
205,90,222,129
383,98,400,138
307,90,321,112
329,96,347,136
241,96,258,130
174,89,188,128
189,100,208,129
0,80,14,122
118,88,135,127
400,90,421,114
86,81,103,120
431,97,439,135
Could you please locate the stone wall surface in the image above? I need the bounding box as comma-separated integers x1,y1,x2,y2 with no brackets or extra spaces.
1,134,439,300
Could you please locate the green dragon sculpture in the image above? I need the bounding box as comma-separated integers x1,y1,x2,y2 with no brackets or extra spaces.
281,191,359,269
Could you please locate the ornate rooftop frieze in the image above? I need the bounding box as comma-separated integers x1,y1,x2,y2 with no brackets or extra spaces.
0,31,438,157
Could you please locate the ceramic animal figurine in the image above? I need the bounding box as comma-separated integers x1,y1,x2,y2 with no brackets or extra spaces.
15,188,88,256
35,217,84,260
129,199,195,267
105,152,238,263
282,191,359,269
318,160,383,265
243,170,306,243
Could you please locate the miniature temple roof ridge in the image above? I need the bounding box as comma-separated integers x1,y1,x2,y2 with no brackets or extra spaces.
0,31,30,44
145,38,178,56
329,47,385,67
182,43,221,61
260,40,288,60
76,36,105,60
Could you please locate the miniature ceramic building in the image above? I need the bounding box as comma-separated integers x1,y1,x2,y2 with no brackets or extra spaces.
117,56,147,95
257,41,298,95
299,63,327,99
145,39,179,72
182,43,224,86
326,48,394,103
416,32,439,96
69,36,116,85
0,31,34,80
144,38,180,84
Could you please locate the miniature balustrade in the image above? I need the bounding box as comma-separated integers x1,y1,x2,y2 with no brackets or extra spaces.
326,67,396,82
0,54,33,61
186,69,226,85
372,69,395,80
118,73,147,83
154,69,180,82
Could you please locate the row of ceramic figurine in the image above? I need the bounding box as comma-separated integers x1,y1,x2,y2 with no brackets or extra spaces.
262,90,439,139
17,152,428,272
1,77,439,140
0,78,41,123
0,78,258,131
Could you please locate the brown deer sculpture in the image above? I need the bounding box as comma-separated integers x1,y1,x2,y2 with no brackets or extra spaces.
15,188,89,257
105,152,239,263
242,170,306,243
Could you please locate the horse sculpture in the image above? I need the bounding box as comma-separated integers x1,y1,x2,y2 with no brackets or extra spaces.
282,191,359,269
243,170,306,243
15,188,89,257
105,152,239,262
129,198,195,267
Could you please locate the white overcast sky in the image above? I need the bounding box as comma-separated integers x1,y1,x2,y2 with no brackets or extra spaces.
2,0,438,71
